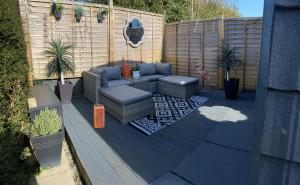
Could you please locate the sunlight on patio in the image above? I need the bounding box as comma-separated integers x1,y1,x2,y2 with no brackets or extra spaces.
198,106,248,123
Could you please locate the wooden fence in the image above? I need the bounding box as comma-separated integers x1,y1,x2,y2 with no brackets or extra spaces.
163,18,263,90
19,0,164,80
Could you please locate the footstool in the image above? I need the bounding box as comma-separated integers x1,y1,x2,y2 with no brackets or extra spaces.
98,85,155,124
157,75,199,99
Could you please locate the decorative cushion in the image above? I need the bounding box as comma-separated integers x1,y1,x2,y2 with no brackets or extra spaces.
140,74,165,82
90,68,108,87
139,63,156,76
104,65,121,81
108,79,134,87
99,85,152,105
155,63,172,75
159,75,199,86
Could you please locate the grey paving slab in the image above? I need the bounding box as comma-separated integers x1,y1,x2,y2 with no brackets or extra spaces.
173,142,252,185
205,123,254,152
150,173,192,185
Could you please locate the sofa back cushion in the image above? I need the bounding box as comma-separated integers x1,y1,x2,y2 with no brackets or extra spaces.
104,65,121,81
155,63,172,75
90,68,108,87
139,63,156,76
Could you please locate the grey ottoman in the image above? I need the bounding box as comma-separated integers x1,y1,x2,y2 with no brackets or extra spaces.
157,75,199,99
99,85,155,124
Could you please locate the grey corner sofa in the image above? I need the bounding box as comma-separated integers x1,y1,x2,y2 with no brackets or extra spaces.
83,63,199,124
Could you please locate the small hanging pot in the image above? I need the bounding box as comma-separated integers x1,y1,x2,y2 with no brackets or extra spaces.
97,12,106,23
54,10,61,21
75,13,82,22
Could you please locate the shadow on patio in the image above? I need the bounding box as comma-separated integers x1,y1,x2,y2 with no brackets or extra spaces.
63,90,255,185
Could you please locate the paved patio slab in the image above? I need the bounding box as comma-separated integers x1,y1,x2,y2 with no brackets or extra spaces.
205,123,254,152
173,142,252,185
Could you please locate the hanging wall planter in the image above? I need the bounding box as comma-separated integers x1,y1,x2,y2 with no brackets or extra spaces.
97,8,108,23
74,5,84,23
51,2,63,21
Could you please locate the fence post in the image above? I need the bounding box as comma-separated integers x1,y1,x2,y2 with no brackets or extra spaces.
243,20,248,92
201,21,205,88
108,0,114,66
218,18,225,89
175,24,178,74
188,23,191,76
90,5,93,67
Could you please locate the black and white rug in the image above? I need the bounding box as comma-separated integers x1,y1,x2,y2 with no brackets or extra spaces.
130,93,209,135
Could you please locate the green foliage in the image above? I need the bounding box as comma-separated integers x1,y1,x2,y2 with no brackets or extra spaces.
51,2,64,13
74,5,85,16
20,147,32,161
44,39,74,78
90,0,240,23
0,0,35,182
132,66,139,71
215,41,241,79
102,8,109,15
32,108,62,137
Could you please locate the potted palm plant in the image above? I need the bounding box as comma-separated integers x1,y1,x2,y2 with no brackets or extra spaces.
97,8,108,23
74,5,84,22
215,42,242,100
44,39,74,104
51,2,63,21
30,108,64,168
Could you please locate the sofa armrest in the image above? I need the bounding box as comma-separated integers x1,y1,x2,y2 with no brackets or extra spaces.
83,71,101,104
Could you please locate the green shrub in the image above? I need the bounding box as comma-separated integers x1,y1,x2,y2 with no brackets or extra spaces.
0,0,34,184
32,108,62,137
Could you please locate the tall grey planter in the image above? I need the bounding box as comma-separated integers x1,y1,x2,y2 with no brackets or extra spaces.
58,81,73,104
31,129,64,168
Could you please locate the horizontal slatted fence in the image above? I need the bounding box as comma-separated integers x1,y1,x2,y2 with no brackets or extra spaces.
164,18,262,90
20,0,163,79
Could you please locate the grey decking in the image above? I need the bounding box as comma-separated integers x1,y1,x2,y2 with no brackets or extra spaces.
63,90,255,185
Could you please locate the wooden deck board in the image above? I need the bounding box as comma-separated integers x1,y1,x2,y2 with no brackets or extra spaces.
63,102,146,185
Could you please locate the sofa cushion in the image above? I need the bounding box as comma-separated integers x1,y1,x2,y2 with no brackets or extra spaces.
104,65,121,80
108,79,134,87
140,74,165,82
159,75,199,86
90,68,108,87
155,63,172,75
99,85,152,105
139,63,156,76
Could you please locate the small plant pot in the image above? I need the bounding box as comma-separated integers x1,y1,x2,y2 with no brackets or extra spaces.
75,14,82,22
54,10,61,21
132,71,140,80
224,78,239,100
97,12,106,23
58,81,73,104
30,129,64,168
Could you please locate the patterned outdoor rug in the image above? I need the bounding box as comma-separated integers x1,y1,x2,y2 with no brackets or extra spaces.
130,93,209,135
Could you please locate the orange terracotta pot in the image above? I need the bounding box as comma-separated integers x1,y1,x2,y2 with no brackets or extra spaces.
122,63,132,79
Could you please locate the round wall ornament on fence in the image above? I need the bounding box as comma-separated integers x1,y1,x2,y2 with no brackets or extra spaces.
123,17,145,48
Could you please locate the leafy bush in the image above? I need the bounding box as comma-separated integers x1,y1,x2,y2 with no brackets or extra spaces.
0,0,34,184
88,0,240,22
32,108,62,137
